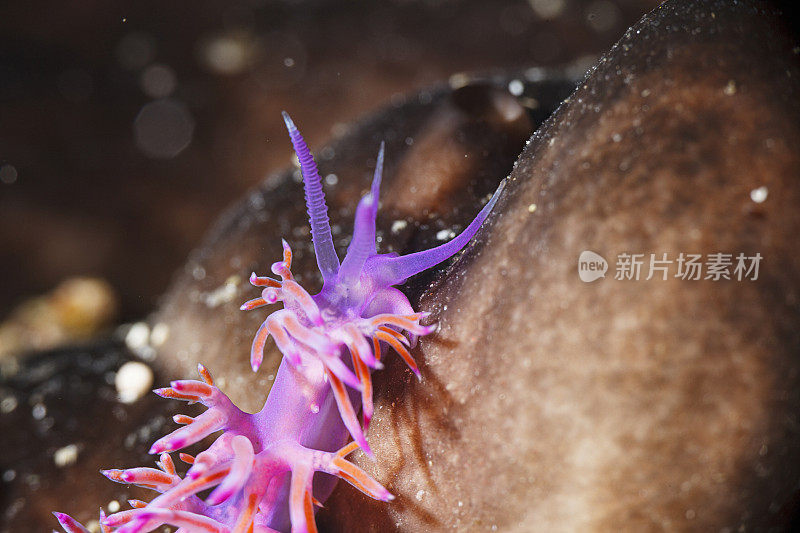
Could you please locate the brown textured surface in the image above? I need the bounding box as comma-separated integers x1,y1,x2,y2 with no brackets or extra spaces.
319,1,800,531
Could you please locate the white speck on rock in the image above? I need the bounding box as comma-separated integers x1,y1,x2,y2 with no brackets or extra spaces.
750,186,768,203
116,361,154,404
203,275,241,308
391,220,408,234
415,489,425,501
436,229,456,241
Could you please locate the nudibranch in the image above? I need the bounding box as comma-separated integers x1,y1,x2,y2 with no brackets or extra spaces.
55,112,502,533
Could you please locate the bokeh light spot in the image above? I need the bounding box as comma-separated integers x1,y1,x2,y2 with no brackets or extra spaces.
0,164,18,184
134,100,195,159
116,32,156,70
140,63,177,98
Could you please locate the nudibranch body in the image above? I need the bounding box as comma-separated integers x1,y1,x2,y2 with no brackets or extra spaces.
56,112,502,533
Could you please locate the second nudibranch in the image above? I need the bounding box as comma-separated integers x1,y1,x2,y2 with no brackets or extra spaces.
55,112,503,533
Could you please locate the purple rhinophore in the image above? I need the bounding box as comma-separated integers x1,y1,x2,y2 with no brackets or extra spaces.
56,112,502,533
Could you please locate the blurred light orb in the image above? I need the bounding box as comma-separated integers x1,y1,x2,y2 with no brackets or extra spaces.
585,0,621,32
140,63,177,98
508,79,524,96
116,32,156,70
199,33,254,75
115,361,154,404
529,0,565,20
134,99,195,159
0,164,18,184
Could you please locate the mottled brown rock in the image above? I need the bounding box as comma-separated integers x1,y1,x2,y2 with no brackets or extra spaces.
320,1,800,531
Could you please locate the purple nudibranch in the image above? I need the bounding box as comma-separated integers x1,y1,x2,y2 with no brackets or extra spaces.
55,112,503,533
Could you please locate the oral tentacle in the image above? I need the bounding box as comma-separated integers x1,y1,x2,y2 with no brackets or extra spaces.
101,453,180,492
241,296,268,311
53,513,91,533
374,330,421,377
113,508,230,533
206,436,256,506
377,325,411,345
150,409,226,453
326,369,373,457
288,464,317,533
350,345,374,427
280,280,322,325
343,323,380,369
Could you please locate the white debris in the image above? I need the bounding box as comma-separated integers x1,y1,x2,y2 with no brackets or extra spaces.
508,79,524,96
125,322,150,350
115,361,154,404
32,403,46,420
436,229,456,241
391,220,408,234
1,396,18,414
750,186,768,204
203,275,241,308
449,72,469,89
530,0,565,20
150,322,170,347
53,444,79,467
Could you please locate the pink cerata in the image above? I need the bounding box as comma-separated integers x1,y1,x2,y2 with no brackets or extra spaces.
55,112,503,533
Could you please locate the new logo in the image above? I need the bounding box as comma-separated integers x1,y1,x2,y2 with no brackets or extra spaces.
578,250,608,282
